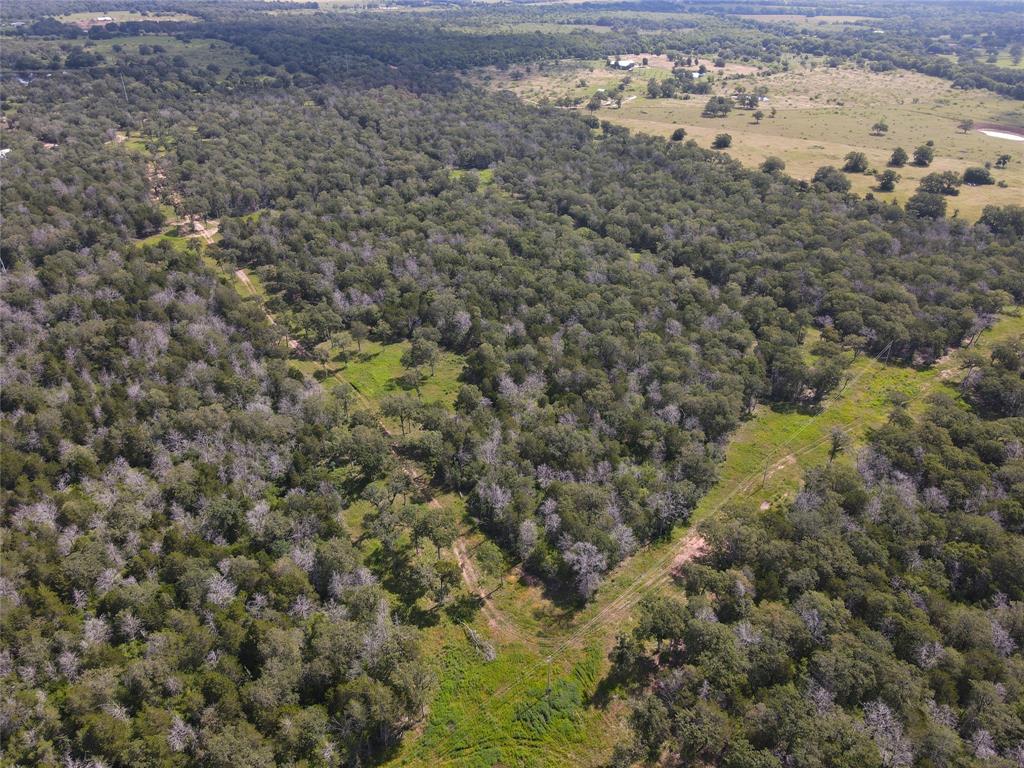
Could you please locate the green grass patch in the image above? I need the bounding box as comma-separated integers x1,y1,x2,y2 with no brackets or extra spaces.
387,635,618,768
138,227,190,251
451,167,495,185
339,340,464,409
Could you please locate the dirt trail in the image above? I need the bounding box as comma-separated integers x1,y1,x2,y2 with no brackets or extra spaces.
454,539,537,647
571,530,707,650
190,218,219,245
232,268,301,350
670,532,708,574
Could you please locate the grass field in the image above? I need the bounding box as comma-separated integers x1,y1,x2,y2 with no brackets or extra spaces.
337,340,465,409
485,59,1024,221
992,48,1024,70
85,34,262,74
55,10,199,26
451,167,495,185
736,13,877,30
138,228,190,251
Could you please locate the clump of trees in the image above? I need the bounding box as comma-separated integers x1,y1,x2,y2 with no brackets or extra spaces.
702,95,733,117
913,143,936,167
812,165,852,193
964,166,995,185
875,168,900,191
889,147,909,167
842,151,869,173
919,170,963,196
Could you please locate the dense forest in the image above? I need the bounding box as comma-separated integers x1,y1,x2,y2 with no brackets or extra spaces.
1,1,1023,766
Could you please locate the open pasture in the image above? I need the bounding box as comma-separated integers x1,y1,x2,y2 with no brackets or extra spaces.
737,13,877,30
55,10,200,27
488,60,1024,221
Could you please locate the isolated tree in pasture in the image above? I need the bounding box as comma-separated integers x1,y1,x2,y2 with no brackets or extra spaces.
963,166,994,185
918,170,962,195
402,337,439,376
888,147,909,167
753,109,764,123
912,144,935,166
350,320,369,352
842,151,869,173
870,119,889,136
875,169,900,191
670,127,686,141
712,133,732,149
314,345,330,373
760,156,786,173
426,513,458,559
957,118,975,134
702,96,732,117
828,427,851,462
330,330,353,358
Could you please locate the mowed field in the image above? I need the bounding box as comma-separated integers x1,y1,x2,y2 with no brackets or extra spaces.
486,60,1024,221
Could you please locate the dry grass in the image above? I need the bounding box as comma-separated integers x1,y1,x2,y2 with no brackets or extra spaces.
487,61,1024,221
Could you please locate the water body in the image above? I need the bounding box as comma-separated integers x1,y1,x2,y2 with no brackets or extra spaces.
978,129,1024,142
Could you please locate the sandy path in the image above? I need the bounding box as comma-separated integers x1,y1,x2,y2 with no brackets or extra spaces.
234,268,301,350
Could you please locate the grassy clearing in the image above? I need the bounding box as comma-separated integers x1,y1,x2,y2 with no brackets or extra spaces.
55,10,199,26
337,340,464,409
385,633,623,768
736,13,877,30
137,226,190,251
485,61,1024,221
86,35,262,75
112,131,150,154
993,49,1024,70
451,167,495,185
